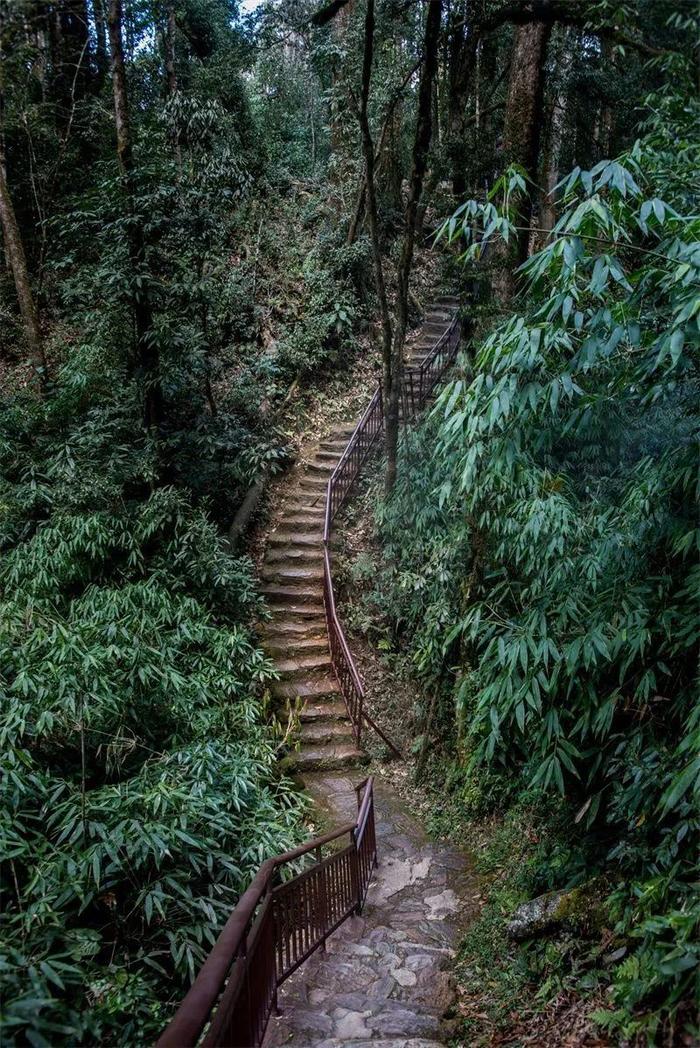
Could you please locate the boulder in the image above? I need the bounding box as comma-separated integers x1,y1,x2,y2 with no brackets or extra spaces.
507,886,596,941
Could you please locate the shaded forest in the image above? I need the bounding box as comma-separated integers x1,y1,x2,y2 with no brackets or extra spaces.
0,0,698,1044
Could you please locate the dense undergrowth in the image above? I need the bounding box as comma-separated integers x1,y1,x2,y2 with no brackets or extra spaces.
352,78,699,1045
0,385,311,1043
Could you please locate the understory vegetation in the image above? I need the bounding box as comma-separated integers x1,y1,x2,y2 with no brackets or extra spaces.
1,0,698,1044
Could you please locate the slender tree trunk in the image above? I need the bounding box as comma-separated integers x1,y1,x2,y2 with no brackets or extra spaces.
358,0,393,385
162,4,182,170
107,0,162,430
93,0,107,84
346,180,366,245
347,57,420,246
493,20,551,302
540,32,572,237
93,0,107,77
446,0,477,198
0,149,47,387
164,5,177,95
596,40,615,159
385,0,442,495
51,0,91,127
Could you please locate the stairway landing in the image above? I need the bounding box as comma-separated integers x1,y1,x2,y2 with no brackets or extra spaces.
264,773,478,1046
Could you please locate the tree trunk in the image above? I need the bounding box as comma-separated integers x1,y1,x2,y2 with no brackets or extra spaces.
493,20,551,302
385,0,442,495
347,56,420,246
107,0,162,430
164,5,178,96
92,0,108,84
596,40,615,159
357,0,393,389
0,148,47,387
540,31,572,237
446,0,477,198
162,4,182,170
51,0,91,126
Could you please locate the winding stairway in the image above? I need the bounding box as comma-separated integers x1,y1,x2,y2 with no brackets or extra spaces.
157,294,471,1048
260,294,460,772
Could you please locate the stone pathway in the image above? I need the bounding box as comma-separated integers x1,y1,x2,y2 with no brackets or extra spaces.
265,774,478,1048
259,294,474,1045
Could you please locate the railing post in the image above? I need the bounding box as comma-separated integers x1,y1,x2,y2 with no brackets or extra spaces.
350,828,362,914
315,846,328,952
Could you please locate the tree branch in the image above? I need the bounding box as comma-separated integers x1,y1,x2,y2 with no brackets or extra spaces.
311,0,353,28
476,1,673,58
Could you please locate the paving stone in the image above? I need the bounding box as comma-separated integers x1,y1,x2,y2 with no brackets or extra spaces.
390,967,418,987
423,889,460,919
334,1009,373,1039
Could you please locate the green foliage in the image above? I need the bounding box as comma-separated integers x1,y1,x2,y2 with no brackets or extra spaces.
0,392,306,1044
374,71,699,1039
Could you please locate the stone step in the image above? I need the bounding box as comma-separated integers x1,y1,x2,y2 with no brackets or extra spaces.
264,545,322,563
267,531,321,548
299,719,355,744
272,515,324,531
261,584,323,604
279,501,325,516
267,602,327,621
305,459,336,475
318,444,350,458
264,617,327,637
261,564,324,583
315,450,343,462
293,741,366,771
273,652,332,675
288,493,327,510
299,699,349,722
318,991,442,1034
266,635,329,657
272,676,340,700
298,474,331,491
272,993,440,1038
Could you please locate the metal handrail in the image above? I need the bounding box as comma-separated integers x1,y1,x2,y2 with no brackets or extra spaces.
157,778,377,1048
322,311,461,755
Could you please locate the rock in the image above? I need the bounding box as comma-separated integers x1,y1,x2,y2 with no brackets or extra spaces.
334,1009,372,1039
423,889,460,919
391,967,418,987
507,886,597,941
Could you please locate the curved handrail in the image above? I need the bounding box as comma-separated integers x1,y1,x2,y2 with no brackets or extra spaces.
157,779,377,1048
322,311,461,756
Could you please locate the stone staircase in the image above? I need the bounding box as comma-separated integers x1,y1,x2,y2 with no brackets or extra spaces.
260,296,460,773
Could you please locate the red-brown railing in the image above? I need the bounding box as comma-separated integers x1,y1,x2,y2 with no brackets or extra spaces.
157,778,377,1048
322,311,461,755
402,313,462,419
